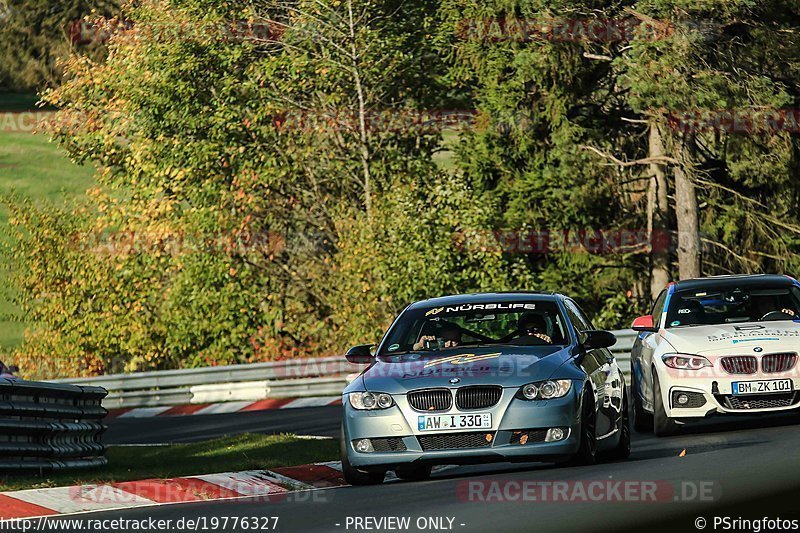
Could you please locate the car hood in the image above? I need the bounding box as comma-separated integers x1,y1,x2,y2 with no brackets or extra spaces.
660,320,800,355
355,345,571,394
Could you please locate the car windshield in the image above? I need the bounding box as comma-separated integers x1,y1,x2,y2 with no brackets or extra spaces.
378,300,569,356
665,284,800,328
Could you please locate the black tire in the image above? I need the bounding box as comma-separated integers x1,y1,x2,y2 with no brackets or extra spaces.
653,371,679,437
340,426,386,485
608,389,631,461
395,464,432,482
565,391,597,466
632,369,654,433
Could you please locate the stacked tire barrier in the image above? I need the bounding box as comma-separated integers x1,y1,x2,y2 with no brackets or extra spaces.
0,378,108,474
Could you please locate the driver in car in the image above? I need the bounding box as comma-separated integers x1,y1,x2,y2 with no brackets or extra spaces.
413,324,462,351
749,296,796,321
517,312,553,344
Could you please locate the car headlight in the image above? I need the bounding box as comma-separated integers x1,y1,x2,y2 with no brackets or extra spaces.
348,392,394,410
518,380,572,400
662,354,712,370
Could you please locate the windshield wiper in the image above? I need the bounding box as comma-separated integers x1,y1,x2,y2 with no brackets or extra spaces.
379,350,422,356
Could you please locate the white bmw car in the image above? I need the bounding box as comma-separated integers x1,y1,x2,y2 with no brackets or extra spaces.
630,274,800,436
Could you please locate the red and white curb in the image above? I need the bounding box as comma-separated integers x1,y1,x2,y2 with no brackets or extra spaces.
0,463,457,520
0,462,349,520
107,396,342,420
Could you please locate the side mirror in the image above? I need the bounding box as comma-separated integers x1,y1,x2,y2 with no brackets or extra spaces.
631,314,657,332
582,330,617,351
345,344,375,364
7,365,18,373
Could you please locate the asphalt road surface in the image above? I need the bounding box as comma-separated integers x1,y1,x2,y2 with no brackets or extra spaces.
85,410,800,533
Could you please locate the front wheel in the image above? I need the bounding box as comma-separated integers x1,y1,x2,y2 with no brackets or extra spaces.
565,391,597,466
607,389,631,460
632,369,654,433
653,371,679,437
340,426,386,485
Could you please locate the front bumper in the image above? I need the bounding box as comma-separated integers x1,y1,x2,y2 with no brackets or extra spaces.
342,386,582,468
657,367,800,418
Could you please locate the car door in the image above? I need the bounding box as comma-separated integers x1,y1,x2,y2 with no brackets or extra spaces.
564,299,617,437
632,289,667,411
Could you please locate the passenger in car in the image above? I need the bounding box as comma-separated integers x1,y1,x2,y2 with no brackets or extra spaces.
413,324,462,350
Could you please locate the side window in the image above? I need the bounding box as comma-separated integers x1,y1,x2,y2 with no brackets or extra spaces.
553,313,568,344
564,299,591,343
573,302,595,330
651,290,668,327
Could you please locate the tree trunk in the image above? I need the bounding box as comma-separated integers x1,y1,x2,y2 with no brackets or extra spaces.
673,135,701,279
347,0,372,221
648,124,671,298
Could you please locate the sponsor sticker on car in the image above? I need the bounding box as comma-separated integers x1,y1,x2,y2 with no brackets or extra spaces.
731,379,793,395
418,413,491,431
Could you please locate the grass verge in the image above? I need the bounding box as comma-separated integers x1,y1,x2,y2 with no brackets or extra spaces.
0,95,95,350
0,433,338,492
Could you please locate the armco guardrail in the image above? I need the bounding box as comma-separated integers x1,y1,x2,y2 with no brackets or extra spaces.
53,357,363,410
53,330,637,410
609,328,636,374
0,378,108,473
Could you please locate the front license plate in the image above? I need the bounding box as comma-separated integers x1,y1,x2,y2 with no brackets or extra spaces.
732,379,793,395
418,413,492,431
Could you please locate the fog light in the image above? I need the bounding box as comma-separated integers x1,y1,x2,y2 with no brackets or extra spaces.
354,439,374,453
677,393,690,406
545,428,566,442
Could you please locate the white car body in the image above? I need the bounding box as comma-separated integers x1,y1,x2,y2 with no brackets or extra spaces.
631,275,800,434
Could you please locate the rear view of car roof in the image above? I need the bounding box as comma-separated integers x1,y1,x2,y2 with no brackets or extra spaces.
674,274,797,292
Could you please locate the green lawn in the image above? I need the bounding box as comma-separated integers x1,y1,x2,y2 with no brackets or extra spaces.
0,94,95,349
432,129,459,171
0,434,338,492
